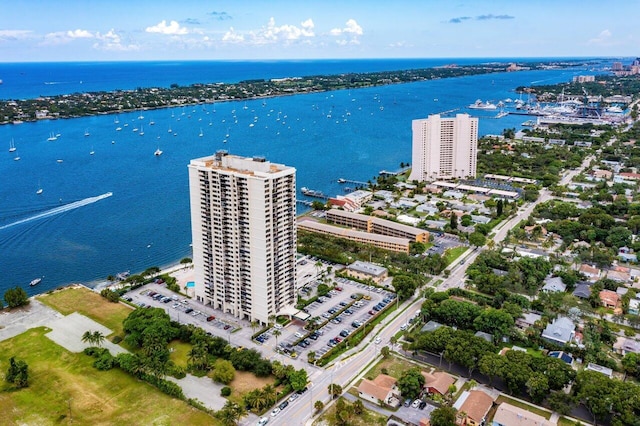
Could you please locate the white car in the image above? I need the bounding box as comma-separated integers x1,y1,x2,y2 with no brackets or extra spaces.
257,417,269,426
374,337,382,344
295,332,304,338
270,408,280,417
400,323,408,331
274,323,283,330
412,399,421,408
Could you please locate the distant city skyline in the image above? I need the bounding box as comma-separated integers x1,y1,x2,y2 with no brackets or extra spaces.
1,0,638,62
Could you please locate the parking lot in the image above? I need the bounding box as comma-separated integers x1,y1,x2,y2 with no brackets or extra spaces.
267,274,397,361
126,284,244,339
393,398,437,425
427,234,467,256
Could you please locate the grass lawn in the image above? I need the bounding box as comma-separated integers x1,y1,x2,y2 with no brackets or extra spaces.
495,395,551,419
313,396,387,426
37,286,133,338
0,327,217,426
443,246,468,266
558,417,581,426
367,357,417,380
168,340,193,369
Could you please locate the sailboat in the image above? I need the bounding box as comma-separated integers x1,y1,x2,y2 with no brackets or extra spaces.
36,180,43,194
114,116,120,124
47,132,58,141
84,128,90,137
139,125,144,136
199,128,203,137
90,146,95,155
154,147,163,156
9,139,16,152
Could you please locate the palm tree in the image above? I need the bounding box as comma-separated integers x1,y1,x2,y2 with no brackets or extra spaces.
81,331,95,346
250,321,259,336
272,329,281,347
215,400,246,426
308,351,316,364
268,314,277,326
262,384,277,406
92,331,105,348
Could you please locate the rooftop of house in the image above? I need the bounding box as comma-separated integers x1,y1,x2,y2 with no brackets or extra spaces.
454,390,494,423
493,402,557,426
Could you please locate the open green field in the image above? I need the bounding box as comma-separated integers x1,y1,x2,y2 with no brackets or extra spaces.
37,286,133,338
367,356,418,380
443,246,468,266
168,340,193,369
0,327,217,426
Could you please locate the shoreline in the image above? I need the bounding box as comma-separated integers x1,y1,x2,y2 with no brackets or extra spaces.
0,60,583,126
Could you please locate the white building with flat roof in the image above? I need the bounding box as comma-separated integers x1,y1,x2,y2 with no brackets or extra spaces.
188,151,297,325
409,113,478,182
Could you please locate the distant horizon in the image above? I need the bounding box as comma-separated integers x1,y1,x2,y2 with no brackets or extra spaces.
0,55,633,65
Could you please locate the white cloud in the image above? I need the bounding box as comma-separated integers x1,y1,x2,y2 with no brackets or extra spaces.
145,20,188,35
0,30,33,42
330,19,363,36
222,27,244,43
93,29,139,51
222,18,314,46
588,29,613,45
67,29,94,39
330,19,363,45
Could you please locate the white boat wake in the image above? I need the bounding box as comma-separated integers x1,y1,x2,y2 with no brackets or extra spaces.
0,192,113,231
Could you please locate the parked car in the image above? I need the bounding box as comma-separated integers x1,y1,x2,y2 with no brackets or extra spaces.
206,315,216,321
184,308,194,314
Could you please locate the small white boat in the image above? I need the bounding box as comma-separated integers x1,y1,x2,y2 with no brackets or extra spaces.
116,127,122,131
36,188,43,195
139,125,144,136
90,147,95,155
47,132,57,141
84,129,90,137
199,128,203,137
29,278,42,286
154,148,163,156
13,156,20,161
56,159,63,163
9,139,16,152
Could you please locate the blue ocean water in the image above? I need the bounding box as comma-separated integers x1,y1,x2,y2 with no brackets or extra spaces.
0,60,600,295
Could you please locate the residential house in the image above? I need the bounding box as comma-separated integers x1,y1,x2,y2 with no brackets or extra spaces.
613,337,640,356
578,264,601,282
471,215,491,224
474,331,494,343
357,374,400,407
542,276,567,293
421,371,456,396
416,203,439,216
573,283,592,299
492,402,557,426
618,246,638,262
421,320,444,333
345,261,388,284
629,298,640,315
516,312,542,331
454,390,494,426
599,290,621,310
607,265,631,283
541,316,575,346
586,363,613,378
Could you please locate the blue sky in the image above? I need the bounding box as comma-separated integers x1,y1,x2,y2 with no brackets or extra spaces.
0,0,637,62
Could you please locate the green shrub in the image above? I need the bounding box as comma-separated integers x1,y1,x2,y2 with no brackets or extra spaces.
111,335,123,344
221,386,231,396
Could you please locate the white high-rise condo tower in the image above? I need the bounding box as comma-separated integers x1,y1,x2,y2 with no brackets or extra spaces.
188,151,297,324
408,113,478,182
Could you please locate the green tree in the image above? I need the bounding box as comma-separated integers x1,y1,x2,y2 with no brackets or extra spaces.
526,372,549,403
397,367,425,399
548,391,573,415
473,308,514,340
3,286,29,308
92,331,105,347
5,356,29,388
468,232,487,247
479,353,505,385
496,199,504,217
328,383,343,398
393,274,418,300
352,399,364,415
450,214,458,230
287,368,308,392
381,346,390,358
214,400,246,426
622,352,640,378
430,405,457,426
212,359,236,385
82,330,95,346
